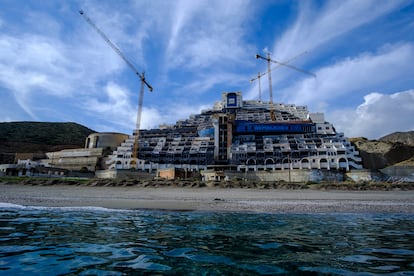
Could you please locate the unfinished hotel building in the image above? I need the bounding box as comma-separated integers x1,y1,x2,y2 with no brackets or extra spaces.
106,92,362,172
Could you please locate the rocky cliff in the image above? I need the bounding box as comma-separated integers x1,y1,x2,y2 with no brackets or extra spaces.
379,131,414,146
350,131,414,170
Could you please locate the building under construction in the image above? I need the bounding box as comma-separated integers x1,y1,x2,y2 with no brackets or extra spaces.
80,10,364,179
105,92,363,173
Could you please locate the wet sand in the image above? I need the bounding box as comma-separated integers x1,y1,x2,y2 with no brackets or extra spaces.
1,183,414,213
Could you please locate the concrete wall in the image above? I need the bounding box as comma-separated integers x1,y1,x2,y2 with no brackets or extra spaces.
224,169,344,182
95,169,154,179
158,168,175,180
157,168,199,180
346,169,384,182
381,165,414,177
46,148,103,171
230,169,384,183
85,132,129,150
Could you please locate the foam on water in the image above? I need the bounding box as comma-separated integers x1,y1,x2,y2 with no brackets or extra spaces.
0,202,132,213
0,202,25,209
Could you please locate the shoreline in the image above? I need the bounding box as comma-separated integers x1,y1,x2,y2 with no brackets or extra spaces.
1,183,414,213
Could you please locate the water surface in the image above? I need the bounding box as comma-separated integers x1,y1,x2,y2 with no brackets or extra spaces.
0,204,413,275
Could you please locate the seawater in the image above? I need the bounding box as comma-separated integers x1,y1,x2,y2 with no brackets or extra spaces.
0,204,413,275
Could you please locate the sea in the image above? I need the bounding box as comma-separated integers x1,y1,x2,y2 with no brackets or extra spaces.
0,203,413,275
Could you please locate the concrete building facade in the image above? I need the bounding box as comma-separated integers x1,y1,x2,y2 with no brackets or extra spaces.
105,92,362,174
44,132,128,172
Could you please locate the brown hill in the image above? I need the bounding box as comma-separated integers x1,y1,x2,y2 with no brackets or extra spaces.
0,122,95,164
379,131,414,146
350,131,414,169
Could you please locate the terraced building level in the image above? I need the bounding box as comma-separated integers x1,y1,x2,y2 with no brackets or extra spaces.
106,92,363,172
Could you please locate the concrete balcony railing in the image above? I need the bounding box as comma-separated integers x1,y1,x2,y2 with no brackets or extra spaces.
348,161,363,169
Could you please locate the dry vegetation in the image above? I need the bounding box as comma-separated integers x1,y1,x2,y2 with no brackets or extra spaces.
1,177,413,191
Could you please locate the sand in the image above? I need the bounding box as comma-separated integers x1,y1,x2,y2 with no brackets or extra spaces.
1,183,414,213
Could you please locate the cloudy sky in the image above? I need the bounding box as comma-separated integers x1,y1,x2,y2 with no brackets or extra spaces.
1,0,413,139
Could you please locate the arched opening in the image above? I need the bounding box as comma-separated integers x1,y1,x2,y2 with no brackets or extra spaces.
301,158,310,169
320,158,329,169
246,158,256,165
281,157,292,170
338,157,348,168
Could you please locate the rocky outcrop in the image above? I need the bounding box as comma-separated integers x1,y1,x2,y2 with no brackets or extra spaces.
379,131,414,146
350,132,414,170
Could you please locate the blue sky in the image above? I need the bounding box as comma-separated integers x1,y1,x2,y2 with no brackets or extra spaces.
0,0,413,139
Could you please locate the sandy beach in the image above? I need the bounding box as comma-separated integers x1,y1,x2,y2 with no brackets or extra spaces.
1,183,414,213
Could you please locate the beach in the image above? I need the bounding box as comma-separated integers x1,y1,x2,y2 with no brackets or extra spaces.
1,183,414,213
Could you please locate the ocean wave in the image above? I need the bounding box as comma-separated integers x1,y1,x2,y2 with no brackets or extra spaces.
0,202,26,209
0,202,133,213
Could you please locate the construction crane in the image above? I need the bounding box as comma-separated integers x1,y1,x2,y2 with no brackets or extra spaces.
79,10,153,168
250,51,308,103
255,52,315,121
250,71,266,102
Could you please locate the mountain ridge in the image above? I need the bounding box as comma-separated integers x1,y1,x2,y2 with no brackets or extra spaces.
0,122,95,164
379,131,414,146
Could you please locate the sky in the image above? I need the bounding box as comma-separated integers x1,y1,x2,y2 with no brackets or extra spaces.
0,0,413,140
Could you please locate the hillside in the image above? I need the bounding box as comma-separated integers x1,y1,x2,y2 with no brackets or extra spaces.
350,131,414,169
0,122,95,164
379,131,414,146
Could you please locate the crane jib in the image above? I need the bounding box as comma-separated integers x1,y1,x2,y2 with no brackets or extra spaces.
79,9,153,164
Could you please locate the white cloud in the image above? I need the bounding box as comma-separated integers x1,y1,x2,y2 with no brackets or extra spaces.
175,70,248,96
140,107,165,130
82,81,210,133
0,16,128,122
0,35,67,94
273,0,407,59
78,6,148,69
141,102,212,130
164,0,254,70
83,82,137,131
283,43,414,110
246,0,409,100
0,117,12,122
166,0,202,55
330,90,414,139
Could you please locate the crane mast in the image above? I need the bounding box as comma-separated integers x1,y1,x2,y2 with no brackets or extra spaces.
250,71,266,102
79,10,152,168
255,52,315,121
250,51,309,104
